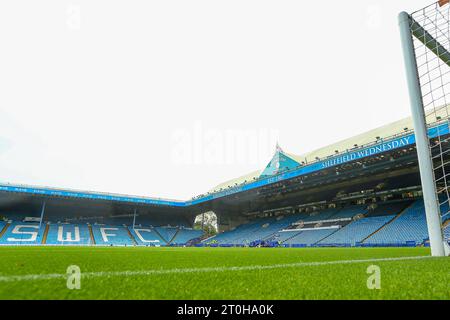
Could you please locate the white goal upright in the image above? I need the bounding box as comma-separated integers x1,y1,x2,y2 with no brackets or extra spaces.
399,0,450,256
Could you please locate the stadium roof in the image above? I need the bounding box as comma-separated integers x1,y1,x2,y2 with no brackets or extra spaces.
1,105,449,208
208,105,450,193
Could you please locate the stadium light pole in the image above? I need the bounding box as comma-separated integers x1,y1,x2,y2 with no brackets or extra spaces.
399,11,445,257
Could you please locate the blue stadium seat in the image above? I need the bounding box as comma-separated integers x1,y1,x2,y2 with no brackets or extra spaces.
283,228,337,246
129,227,165,246
91,225,134,246
444,223,450,242
0,222,46,245
204,199,448,248
318,215,395,246
207,217,275,245
272,230,301,243
45,223,91,245
171,228,204,245
208,210,348,246
154,227,178,243
364,200,429,246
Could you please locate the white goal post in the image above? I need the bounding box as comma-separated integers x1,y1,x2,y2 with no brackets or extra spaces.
399,1,450,256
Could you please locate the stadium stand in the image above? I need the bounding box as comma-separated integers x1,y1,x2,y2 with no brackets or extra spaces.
311,202,409,246
209,214,303,245
0,215,204,246
45,223,92,245
0,199,446,248
0,197,440,248
204,198,448,248
0,222,46,245
207,205,379,246
317,215,396,246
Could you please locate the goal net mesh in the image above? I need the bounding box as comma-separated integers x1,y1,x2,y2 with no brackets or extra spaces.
409,2,450,232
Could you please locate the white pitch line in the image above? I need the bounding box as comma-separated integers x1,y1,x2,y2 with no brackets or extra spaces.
0,255,434,283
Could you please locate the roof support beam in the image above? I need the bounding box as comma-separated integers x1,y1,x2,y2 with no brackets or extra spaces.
38,201,46,231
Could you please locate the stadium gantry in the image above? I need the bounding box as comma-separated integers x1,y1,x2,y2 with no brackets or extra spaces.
1,106,450,248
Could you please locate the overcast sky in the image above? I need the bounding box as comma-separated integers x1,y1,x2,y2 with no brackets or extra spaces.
0,0,430,200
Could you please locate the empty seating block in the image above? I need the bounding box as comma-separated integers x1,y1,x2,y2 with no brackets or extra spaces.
155,227,178,243
252,215,304,241
208,214,303,245
171,229,203,245
0,222,46,245
365,200,428,245
284,228,337,246
272,231,301,243
91,225,134,246
319,215,395,246
45,223,91,245
129,227,165,246
208,217,276,245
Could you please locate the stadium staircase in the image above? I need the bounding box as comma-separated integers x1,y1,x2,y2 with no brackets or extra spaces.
152,228,169,245
0,223,9,238
126,227,138,245
88,225,96,245
361,203,412,244
279,231,303,244
167,228,180,245
41,223,50,244
312,228,340,245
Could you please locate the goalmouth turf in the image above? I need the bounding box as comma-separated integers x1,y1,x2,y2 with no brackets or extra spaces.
0,247,448,300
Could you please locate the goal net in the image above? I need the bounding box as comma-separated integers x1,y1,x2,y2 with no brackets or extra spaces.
400,0,450,256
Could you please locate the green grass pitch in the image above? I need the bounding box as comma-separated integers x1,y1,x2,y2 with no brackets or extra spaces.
0,246,448,300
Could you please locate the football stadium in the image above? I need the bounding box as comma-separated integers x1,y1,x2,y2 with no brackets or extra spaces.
1,1,450,301
1,103,450,300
